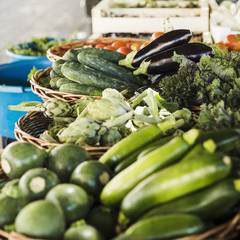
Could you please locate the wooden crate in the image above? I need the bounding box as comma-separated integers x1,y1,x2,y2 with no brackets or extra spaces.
91,0,210,34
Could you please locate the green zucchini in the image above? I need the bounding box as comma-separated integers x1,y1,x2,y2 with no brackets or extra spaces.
50,77,61,90
114,136,174,174
0,193,26,226
59,83,103,96
197,129,240,152
70,160,112,197
100,129,199,208
47,143,90,183
121,152,232,220
61,61,138,93
77,52,146,86
63,48,83,62
99,123,176,168
19,168,60,201
86,205,118,239
64,224,104,240
15,200,65,239
1,142,47,179
52,59,66,77
56,77,74,88
142,178,240,221
45,183,92,223
114,213,205,240
50,69,62,79
78,47,126,63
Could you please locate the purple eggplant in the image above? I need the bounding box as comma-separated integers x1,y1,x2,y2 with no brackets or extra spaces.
119,29,192,69
148,71,178,84
134,43,214,75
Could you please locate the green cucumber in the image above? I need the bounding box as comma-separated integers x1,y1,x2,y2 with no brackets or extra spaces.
56,77,74,88
1,142,47,179
19,168,60,201
15,200,65,239
0,193,26,226
114,213,205,240
70,160,112,197
50,77,62,89
63,48,83,62
79,47,125,63
47,143,90,182
86,205,118,239
77,52,146,86
52,59,66,77
121,152,232,220
61,61,138,93
45,183,92,223
99,123,175,168
64,225,104,240
59,83,103,96
141,178,240,221
50,69,62,79
100,129,199,208
114,136,174,174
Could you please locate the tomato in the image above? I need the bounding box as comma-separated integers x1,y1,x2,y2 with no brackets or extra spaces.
117,46,132,55
150,32,164,41
112,41,126,49
104,45,116,51
95,43,105,49
131,43,141,51
140,42,150,49
224,34,240,51
213,41,229,53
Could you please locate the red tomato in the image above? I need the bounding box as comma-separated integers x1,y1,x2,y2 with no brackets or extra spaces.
150,32,164,41
224,34,240,51
104,45,116,51
117,46,132,55
140,42,150,49
131,43,141,51
112,41,127,49
213,41,229,53
95,43,105,49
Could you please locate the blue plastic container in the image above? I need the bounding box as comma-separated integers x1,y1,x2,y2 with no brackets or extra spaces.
0,60,52,139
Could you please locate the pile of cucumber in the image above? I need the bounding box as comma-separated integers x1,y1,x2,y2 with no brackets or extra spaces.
1,126,240,239
49,47,148,96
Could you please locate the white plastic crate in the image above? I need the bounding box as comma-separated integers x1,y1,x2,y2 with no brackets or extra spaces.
91,0,210,34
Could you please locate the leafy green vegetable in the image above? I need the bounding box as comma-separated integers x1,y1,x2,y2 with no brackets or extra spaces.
7,36,73,56
160,50,240,111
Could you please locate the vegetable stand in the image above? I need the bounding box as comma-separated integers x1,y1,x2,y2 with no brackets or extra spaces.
2,24,240,240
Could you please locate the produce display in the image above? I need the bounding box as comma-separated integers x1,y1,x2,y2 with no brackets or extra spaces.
2,28,240,240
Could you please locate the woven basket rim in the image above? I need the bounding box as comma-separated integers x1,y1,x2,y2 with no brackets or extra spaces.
46,37,148,62
30,68,102,103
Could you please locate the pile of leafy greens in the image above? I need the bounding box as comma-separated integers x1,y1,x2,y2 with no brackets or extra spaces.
159,49,240,130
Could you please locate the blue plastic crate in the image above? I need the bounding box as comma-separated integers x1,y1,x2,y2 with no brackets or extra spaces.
0,60,51,139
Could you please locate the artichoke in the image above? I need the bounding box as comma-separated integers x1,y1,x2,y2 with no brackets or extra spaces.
100,128,123,146
71,97,95,117
41,98,72,118
58,117,106,146
8,98,72,118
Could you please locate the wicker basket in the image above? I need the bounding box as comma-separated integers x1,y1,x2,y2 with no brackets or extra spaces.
30,67,102,103
46,37,148,62
14,111,110,159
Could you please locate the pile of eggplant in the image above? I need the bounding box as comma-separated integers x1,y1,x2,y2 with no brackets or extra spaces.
119,29,214,85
